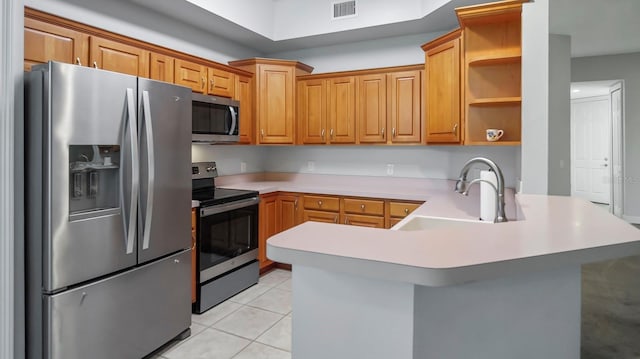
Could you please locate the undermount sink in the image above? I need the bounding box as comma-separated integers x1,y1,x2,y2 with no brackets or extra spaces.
393,215,491,231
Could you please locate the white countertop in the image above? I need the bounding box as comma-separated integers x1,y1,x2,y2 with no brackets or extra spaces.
218,173,640,286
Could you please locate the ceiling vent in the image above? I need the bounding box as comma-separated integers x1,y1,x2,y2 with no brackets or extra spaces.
332,0,357,19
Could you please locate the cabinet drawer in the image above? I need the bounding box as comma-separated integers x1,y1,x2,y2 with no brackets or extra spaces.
388,202,422,218
303,210,339,224
343,214,385,228
303,195,340,212
342,198,384,216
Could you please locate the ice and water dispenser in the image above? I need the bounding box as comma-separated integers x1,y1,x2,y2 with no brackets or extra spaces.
69,145,120,215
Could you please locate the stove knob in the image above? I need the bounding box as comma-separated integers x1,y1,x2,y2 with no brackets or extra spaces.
206,166,216,172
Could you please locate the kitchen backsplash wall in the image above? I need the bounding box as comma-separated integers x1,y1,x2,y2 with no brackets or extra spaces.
194,145,519,189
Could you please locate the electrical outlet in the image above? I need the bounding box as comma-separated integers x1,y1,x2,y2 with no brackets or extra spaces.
307,161,315,172
386,164,394,176
240,162,247,173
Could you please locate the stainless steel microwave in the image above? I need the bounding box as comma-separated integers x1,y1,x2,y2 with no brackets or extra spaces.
192,93,240,143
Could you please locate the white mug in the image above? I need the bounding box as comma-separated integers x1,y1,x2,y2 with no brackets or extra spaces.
486,129,504,142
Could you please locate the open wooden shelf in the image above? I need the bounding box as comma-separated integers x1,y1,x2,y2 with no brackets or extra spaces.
468,54,521,66
469,97,522,106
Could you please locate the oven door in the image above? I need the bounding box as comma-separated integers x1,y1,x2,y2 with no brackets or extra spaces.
198,197,259,283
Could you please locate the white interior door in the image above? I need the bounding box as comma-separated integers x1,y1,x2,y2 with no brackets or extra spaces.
571,96,611,204
610,83,624,216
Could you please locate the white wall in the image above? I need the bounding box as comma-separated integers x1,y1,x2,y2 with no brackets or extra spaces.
25,0,261,64
192,145,267,175
267,32,445,73
520,0,549,195
548,34,571,196
572,52,640,220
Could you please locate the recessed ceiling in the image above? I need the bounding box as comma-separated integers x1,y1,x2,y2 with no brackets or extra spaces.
129,0,488,53
570,80,621,99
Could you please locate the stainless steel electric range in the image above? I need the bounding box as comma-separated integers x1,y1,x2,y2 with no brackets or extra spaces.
191,162,260,313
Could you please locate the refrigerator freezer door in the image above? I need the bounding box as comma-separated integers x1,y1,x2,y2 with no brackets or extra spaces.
137,78,192,263
45,62,138,292
45,250,191,359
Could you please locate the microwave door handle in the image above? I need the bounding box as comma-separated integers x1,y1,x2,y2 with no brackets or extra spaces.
123,88,139,255
141,90,155,250
228,106,237,135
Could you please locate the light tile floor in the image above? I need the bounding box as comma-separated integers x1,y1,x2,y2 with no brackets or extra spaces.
151,269,292,359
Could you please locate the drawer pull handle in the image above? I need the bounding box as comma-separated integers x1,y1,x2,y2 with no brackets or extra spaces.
93,61,98,69
330,129,334,139
360,204,365,211
453,123,458,134
334,216,338,223
321,129,325,140
294,199,298,208
381,127,385,137
392,127,396,137
210,79,214,91
318,200,323,207
76,57,82,66
202,77,206,89
345,218,349,225
261,129,265,138
404,208,410,215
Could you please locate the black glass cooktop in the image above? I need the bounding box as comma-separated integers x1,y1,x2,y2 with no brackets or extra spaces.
192,179,258,207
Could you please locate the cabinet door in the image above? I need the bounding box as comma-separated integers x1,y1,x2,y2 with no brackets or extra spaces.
388,71,422,143
278,193,302,232
174,59,207,93
235,74,254,144
327,76,356,144
207,68,235,98
149,53,174,83
425,38,461,143
258,194,278,269
298,79,327,144
90,37,149,77
343,214,385,228
303,210,339,224
24,17,89,71
257,64,295,144
357,74,387,143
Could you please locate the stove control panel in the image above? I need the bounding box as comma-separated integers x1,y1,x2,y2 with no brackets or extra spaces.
192,162,218,179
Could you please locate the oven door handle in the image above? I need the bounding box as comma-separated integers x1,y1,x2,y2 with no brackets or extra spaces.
200,197,260,217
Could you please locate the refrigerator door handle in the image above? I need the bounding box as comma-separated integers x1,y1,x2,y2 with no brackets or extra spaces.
123,88,139,254
141,90,155,250
228,106,237,135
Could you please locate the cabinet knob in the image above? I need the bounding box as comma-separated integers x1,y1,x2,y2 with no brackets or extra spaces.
360,204,365,211
76,57,82,66
92,61,98,69
318,200,323,207
404,208,409,215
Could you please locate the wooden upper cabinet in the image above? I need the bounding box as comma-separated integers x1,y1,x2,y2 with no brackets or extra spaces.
298,79,327,144
90,37,149,77
174,59,207,93
257,64,296,144
24,17,89,71
327,76,356,144
207,68,235,98
149,53,174,83
235,74,254,144
388,70,422,143
423,30,462,144
229,58,313,144
357,74,387,144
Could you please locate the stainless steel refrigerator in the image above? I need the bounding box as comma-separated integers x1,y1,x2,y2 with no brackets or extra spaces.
25,61,192,359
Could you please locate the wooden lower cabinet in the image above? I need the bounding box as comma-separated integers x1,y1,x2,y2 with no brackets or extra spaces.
385,200,423,228
343,214,385,228
258,193,278,269
278,193,303,231
191,208,197,303
303,210,339,224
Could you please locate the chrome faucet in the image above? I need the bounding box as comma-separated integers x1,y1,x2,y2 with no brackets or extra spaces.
454,157,507,223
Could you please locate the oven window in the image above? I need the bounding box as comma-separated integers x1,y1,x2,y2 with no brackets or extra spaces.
199,204,258,271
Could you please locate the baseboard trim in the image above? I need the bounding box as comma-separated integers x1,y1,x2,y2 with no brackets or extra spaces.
622,215,640,224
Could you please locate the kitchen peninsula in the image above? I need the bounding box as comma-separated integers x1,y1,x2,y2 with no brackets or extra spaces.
222,173,640,359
